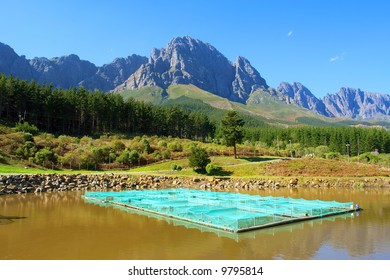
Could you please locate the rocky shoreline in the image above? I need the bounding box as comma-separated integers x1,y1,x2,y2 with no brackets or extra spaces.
1,173,389,195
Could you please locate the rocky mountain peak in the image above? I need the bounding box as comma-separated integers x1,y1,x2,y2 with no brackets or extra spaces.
0,41,146,92
0,42,33,79
277,81,331,116
232,56,267,101
115,36,268,102
323,87,390,119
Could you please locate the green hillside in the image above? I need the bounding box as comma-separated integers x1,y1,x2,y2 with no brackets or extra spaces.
119,84,390,129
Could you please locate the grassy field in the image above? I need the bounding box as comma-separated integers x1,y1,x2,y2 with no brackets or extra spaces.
123,156,389,178
1,156,388,182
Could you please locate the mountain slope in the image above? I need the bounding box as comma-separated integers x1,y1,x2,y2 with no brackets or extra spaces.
114,36,268,103
323,87,390,120
277,82,331,117
121,84,336,126
0,42,147,91
1,38,390,122
277,81,390,121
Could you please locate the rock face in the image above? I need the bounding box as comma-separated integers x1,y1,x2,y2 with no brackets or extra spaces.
2,39,390,120
29,55,97,89
0,42,34,80
79,55,148,92
277,82,331,117
322,87,390,119
0,42,147,91
277,82,390,120
115,36,268,102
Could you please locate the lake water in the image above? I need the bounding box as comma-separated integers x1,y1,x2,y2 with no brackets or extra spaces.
1,188,390,259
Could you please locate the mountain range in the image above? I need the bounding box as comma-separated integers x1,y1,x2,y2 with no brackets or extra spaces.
1,37,389,121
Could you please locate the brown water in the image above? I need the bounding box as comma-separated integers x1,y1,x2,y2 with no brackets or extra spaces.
1,188,390,260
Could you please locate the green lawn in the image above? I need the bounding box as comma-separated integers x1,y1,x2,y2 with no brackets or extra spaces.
127,156,280,177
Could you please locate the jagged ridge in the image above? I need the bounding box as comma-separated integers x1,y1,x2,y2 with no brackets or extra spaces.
277,82,390,120
1,38,390,120
0,42,147,91
114,36,268,103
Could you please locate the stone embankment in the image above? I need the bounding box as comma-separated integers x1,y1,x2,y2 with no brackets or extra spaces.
0,174,389,195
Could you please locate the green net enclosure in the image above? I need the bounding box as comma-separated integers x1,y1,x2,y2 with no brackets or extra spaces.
83,188,355,232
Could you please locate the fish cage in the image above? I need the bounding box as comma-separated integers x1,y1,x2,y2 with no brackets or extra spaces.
83,188,355,233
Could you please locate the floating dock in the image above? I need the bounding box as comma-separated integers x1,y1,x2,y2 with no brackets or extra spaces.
83,188,356,233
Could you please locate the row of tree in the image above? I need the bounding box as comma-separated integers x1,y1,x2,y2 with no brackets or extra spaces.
0,74,214,140
243,126,390,155
1,74,389,156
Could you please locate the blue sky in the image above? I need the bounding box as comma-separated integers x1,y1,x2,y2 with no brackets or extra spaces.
1,0,389,97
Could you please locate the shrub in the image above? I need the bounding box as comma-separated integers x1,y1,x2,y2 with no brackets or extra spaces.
206,163,221,175
325,152,340,160
153,150,162,161
22,132,34,142
14,122,39,135
116,150,139,165
168,141,182,152
16,141,37,159
128,150,140,164
188,145,210,173
34,147,56,165
91,146,109,163
157,140,167,148
142,139,151,154
0,153,6,164
161,150,171,159
116,150,130,164
359,152,379,163
315,145,329,158
112,140,126,152
171,164,182,171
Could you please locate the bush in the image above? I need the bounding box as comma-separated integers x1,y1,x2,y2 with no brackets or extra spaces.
157,140,167,148
171,164,182,171
0,153,6,164
116,150,130,164
116,150,139,165
161,150,171,159
34,147,56,165
315,145,329,158
16,141,37,159
112,140,126,152
128,150,140,164
206,163,221,175
188,145,210,173
14,122,39,135
325,152,340,160
22,132,34,142
168,141,182,152
142,139,151,154
153,150,162,161
358,152,379,163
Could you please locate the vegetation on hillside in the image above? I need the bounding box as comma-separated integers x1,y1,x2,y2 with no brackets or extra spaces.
0,74,389,175
0,74,214,140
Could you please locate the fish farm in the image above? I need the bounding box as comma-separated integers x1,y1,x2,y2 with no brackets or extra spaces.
83,188,355,233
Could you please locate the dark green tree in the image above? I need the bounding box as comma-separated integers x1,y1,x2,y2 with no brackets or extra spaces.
221,111,245,158
188,145,210,173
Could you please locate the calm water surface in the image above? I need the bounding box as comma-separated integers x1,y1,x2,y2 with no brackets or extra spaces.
1,188,390,259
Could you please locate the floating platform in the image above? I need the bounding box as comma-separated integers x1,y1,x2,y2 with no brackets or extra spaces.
83,188,356,233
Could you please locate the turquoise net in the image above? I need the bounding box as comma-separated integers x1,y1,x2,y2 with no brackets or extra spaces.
83,188,354,232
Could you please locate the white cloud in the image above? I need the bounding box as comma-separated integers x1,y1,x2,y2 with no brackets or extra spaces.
330,52,346,62
287,30,293,37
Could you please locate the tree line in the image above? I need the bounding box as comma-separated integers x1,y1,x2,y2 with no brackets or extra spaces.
1,74,389,156
243,126,390,155
0,74,214,140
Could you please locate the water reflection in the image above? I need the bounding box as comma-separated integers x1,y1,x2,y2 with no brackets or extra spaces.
1,188,390,260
